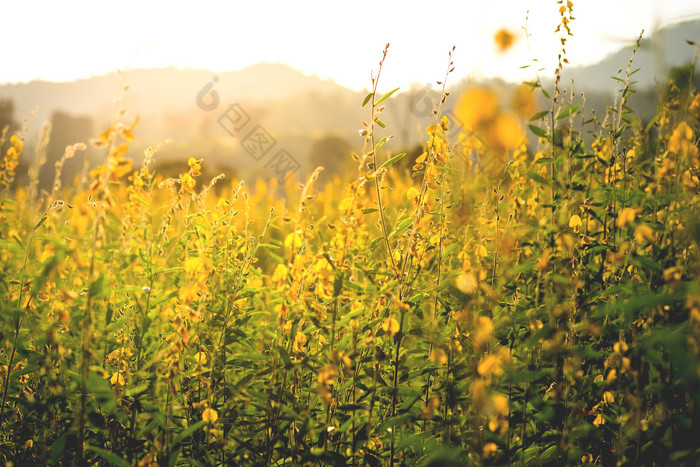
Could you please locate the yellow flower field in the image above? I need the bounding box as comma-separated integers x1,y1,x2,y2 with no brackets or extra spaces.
1,10,699,466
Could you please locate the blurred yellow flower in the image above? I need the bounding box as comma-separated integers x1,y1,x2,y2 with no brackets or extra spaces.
455,87,499,129
471,379,488,410
483,442,498,458
473,315,494,350
634,224,655,243
615,207,640,229
202,408,218,424
456,271,478,294
271,264,289,284
421,396,441,420
429,348,447,365
494,29,516,52
477,354,503,377
669,122,699,168
513,83,537,117
492,394,509,415
491,113,525,151
382,317,400,336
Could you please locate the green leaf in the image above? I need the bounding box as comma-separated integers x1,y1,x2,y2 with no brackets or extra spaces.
89,275,109,299
392,218,413,236
362,208,378,214
279,345,292,368
529,110,549,121
34,215,48,231
555,104,580,120
152,290,178,307
50,435,67,461
375,87,400,106
376,413,412,433
528,124,548,138
86,446,130,467
374,135,393,151
526,171,549,186
379,153,407,170
539,444,558,462
441,242,457,259
362,92,374,107
376,119,386,128
172,421,207,448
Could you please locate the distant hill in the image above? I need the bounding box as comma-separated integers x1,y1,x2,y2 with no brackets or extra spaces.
0,62,355,139
561,20,700,92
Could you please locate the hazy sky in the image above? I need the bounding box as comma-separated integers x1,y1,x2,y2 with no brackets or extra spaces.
4,0,700,91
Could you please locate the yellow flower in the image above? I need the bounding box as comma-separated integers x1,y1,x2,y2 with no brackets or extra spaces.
569,214,582,232
293,332,307,353
284,232,303,251
429,348,447,365
593,413,605,427
178,285,198,304
271,264,289,284
184,256,205,276
615,207,640,229
473,315,494,350
668,122,699,167
513,83,537,117
421,396,441,420
494,29,516,52
202,408,218,424
406,186,421,204
613,340,628,354
492,394,509,415
382,317,400,336
634,224,655,243
529,319,543,331
338,197,354,211
440,115,450,132
483,442,498,458
110,372,125,386
490,112,524,151
455,87,499,129
475,244,488,258
194,351,207,365
603,391,614,404
471,379,488,410
456,271,478,294
663,266,681,284
181,172,196,194
477,354,503,378
188,157,202,176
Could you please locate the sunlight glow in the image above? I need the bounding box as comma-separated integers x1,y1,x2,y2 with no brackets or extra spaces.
3,0,700,89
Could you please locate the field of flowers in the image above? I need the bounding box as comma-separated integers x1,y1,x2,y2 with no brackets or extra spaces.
1,7,700,466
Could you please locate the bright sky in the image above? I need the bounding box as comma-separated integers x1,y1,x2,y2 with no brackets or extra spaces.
4,0,700,91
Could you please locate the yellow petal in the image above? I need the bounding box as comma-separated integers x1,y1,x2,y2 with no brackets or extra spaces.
382,317,400,336
202,408,218,423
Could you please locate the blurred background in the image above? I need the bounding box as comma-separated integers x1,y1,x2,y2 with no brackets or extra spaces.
1,0,699,189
